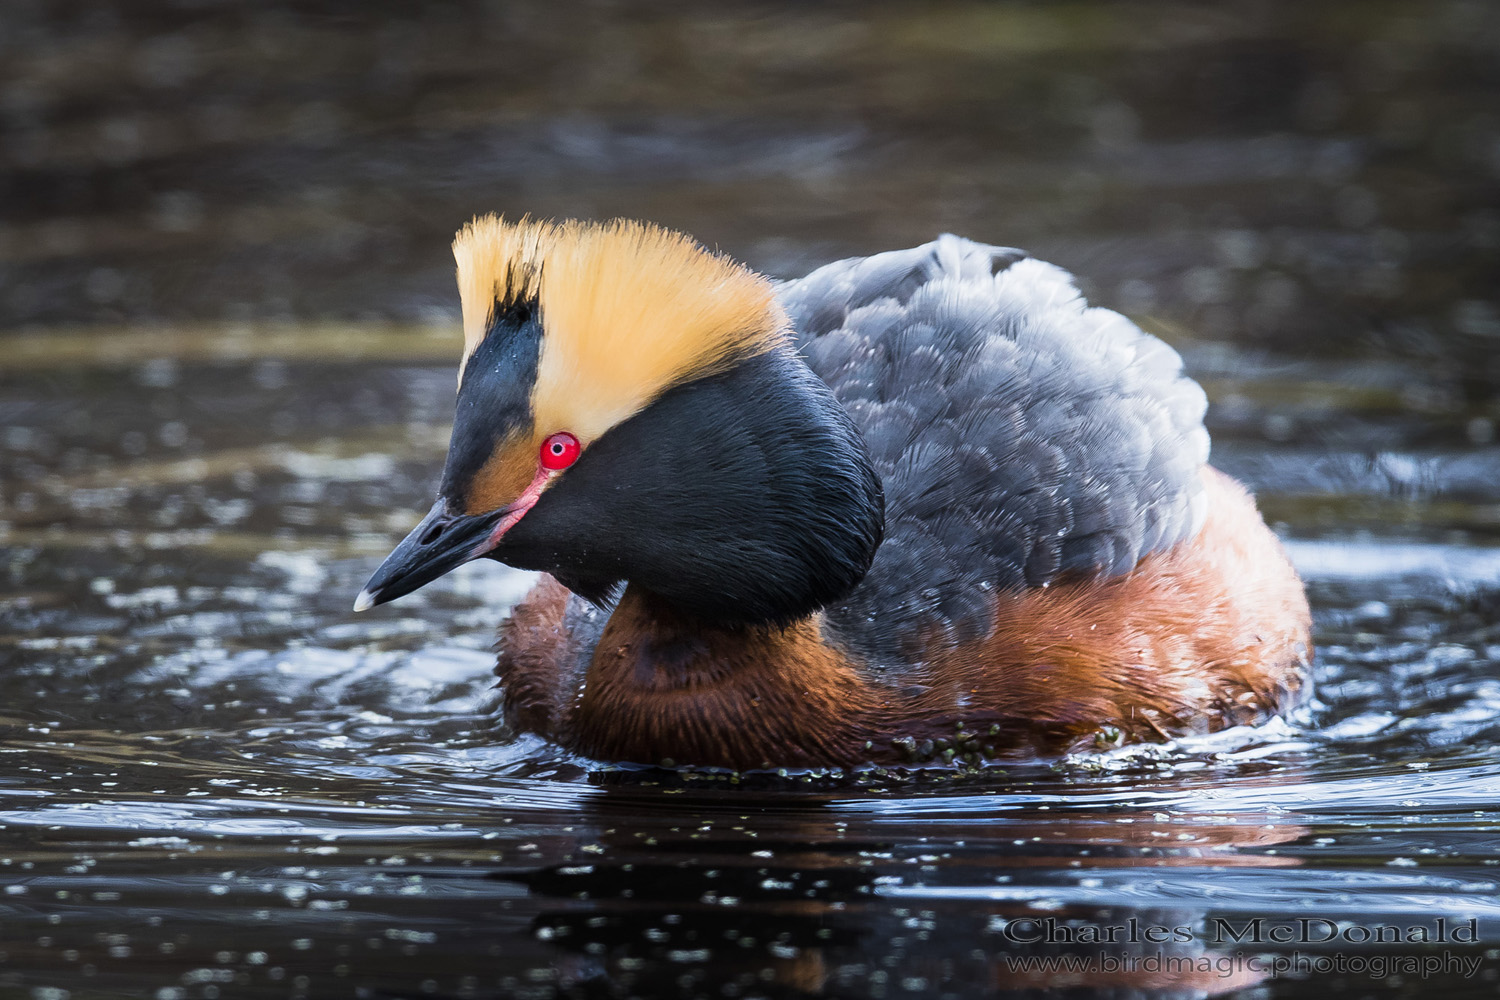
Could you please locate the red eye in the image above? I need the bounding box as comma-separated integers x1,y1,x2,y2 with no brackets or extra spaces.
539,431,581,471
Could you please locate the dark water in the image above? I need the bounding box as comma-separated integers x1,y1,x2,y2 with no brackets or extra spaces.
4,3,1500,998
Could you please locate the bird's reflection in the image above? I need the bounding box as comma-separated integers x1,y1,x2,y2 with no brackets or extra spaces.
487,775,1308,998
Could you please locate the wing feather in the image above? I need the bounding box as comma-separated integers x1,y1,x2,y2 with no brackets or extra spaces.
777,236,1210,668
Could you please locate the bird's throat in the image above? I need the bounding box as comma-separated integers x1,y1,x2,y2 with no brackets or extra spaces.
570,586,876,769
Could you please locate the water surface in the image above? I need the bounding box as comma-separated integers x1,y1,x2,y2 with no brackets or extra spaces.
4,322,1500,999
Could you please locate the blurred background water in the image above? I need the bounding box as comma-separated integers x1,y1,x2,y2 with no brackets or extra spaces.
2,2,1500,998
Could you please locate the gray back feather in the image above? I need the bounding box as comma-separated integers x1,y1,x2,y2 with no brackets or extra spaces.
776,236,1210,667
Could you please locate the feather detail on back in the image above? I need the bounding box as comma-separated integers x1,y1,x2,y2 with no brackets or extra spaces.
453,215,787,444
777,235,1211,667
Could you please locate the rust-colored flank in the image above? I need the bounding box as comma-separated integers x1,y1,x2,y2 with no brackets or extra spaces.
498,468,1311,769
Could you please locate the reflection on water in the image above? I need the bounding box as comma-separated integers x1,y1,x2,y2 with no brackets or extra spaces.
4,1,1500,997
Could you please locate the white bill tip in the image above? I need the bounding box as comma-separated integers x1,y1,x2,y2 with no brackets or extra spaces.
352,589,378,613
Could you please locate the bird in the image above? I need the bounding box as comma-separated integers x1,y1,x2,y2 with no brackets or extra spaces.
354,215,1312,770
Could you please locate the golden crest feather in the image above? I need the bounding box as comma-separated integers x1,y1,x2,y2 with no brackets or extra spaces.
453,215,786,446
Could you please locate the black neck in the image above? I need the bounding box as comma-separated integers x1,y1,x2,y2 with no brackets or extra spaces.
495,345,885,627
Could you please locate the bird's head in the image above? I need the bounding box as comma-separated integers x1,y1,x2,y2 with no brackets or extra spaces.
356,216,883,627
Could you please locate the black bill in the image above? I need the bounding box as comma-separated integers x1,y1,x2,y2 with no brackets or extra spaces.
353,499,504,611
